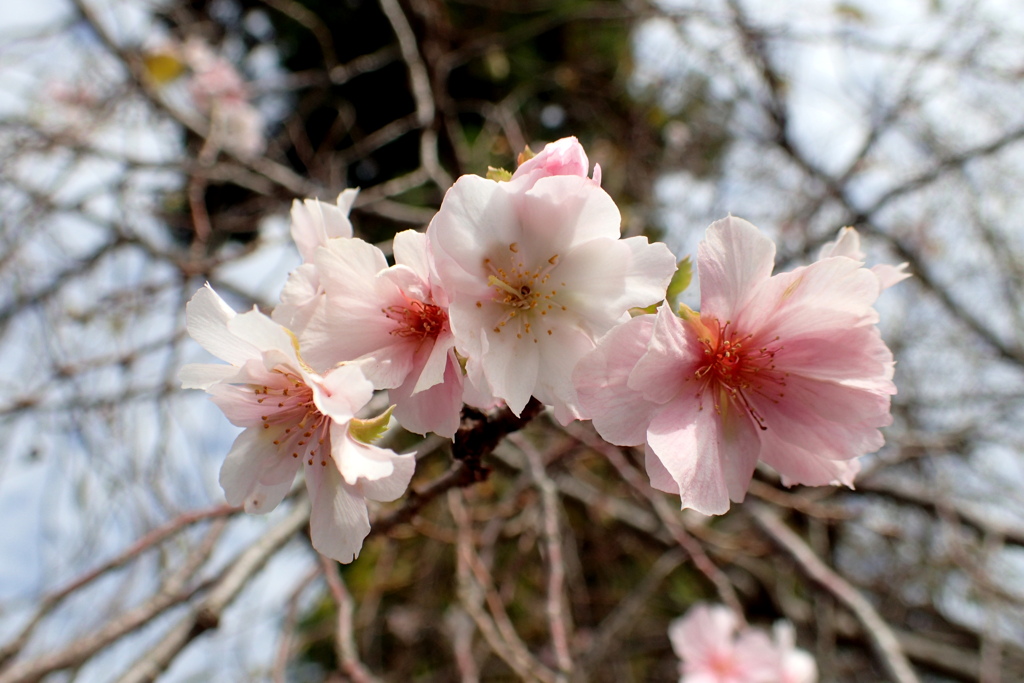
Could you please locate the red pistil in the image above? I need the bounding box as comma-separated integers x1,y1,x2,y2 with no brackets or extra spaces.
384,299,448,340
691,318,785,430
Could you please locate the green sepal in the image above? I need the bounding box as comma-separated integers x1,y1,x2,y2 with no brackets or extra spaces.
630,303,661,316
516,145,535,166
349,405,395,444
486,166,513,182
666,256,692,309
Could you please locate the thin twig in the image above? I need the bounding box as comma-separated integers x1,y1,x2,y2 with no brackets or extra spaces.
112,500,311,683
450,490,558,683
748,502,921,683
512,433,574,681
319,555,380,683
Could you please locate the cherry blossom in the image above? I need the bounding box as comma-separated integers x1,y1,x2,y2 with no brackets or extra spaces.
668,604,777,683
181,38,265,159
511,135,602,186
575,216,898,514
273,190,359,336
819,226,910,290
669,604,817,683
295,230,464,437
180,284,414,563
772,622,818,683
427,167,675,422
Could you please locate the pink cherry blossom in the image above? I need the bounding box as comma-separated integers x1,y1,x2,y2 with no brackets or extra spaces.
428,170,676,422
294,230,464,437
772,622,818,683
181,38,265,159
274,190,359,336
818,226,910,290
668,604,778,683
180,284,414,563
575,216,898,514
511,136,602,186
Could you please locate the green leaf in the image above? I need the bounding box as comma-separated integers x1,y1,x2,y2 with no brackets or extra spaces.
348,405,395,443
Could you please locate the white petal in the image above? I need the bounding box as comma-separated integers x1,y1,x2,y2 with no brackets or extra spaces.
185,284,257,365
313,364,374,424
330,424,396,485
307,463,370,564
179,363,237,390
227,308,300,366
481,322,539,417
392,229,431,282
359,450,416,502
219,427,300,510
290,193,356,262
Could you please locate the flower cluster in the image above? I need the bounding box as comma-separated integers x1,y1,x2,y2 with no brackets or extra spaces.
669,604,817,683
182,137,906,562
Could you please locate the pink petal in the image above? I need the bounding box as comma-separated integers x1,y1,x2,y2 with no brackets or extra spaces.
872,262,911,289
646,393,761,514
739,258,881,342
391,351,463,438
668,604,738,664
574,314,657,446
512,136,590,181
628,305,700,405
759,429,865,487
698,216,777,323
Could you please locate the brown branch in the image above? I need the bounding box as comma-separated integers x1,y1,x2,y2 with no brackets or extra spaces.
0,519,228,683
318,555,380,683
373,398,545,534
748,502,921,683
0,504,237,670
112,500,311,683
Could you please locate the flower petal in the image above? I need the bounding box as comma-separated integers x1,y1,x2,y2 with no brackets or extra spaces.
574,314,658,445
306,461,370,564
646,394,761,514
219,426,299,511
698,216,776,322
185,284,257,365
359,450,416,502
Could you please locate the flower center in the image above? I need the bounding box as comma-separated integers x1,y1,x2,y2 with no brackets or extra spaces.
384,299,448,340
478,242,566,342
253,370,331,467
690,318,785,430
